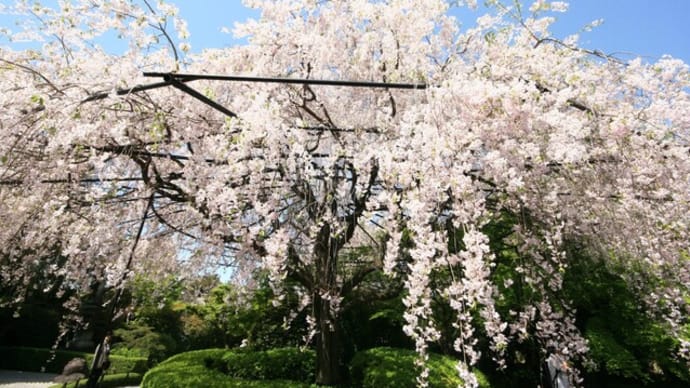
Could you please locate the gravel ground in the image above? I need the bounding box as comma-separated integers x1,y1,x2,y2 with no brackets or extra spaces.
0,370,57,388
0,370,138,388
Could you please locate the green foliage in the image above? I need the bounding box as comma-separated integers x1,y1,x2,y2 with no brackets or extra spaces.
158,348,229,365
181,274,307,351
563,251,690,386
114,272,308,361
0,346,147,375
92,354,149,375
232,278,307,349
435,212,690,387
179,284,241,349
216,348,315,382
142,348,312,388
430,212,546,387
584,318,645,380
349,347,491,388
109,345,148,358
124,275,186,343
340,289,411,363
145,346,490,387
113,323,177,365
48,372,143,388
142,349,230,388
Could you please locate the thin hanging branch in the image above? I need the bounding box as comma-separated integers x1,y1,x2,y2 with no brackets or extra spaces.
88,192,153,383
112,192,154,307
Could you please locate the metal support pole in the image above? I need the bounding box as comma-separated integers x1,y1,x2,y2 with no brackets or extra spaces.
165,75,238,117
143,72,427,90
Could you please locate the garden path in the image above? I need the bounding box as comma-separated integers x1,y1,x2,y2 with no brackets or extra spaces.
0,370,139,388
0,370,57,387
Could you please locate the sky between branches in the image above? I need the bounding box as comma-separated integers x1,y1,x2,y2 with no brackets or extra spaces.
169,0,690,64
1,0,688,65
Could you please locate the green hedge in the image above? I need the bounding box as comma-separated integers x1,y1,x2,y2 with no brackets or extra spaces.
144,346,490,387
142,349,312,388
0,346,147,375
216,348,315,382
48,372,143,388
349,347,491,388
92,354,148,375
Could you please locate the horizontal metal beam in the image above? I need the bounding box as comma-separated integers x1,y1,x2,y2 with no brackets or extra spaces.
144,72,427,90
0,177,144,186
82,78,196,103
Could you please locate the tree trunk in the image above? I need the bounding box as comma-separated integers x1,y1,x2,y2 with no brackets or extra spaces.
314,291,343,386
312,223,344,386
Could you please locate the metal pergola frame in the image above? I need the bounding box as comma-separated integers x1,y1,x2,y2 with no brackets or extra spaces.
141,72,428,117
81,72,427,117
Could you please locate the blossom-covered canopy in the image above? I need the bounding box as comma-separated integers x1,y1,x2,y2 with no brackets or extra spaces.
1,0,688,385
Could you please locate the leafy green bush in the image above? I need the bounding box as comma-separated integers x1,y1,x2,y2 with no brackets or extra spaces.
123,275,186,344
142,349,229,388
96,354,148,375
349,347,491,388
181,276,308,351
110,345,148,358
0,346,147,375
217,348,315,382
142,349,312,388
584,317,646,381
564,253,690,386
48,372,143,388
113,322,177,365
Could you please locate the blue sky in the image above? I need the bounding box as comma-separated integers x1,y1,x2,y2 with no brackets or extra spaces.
544,0,690,63
1,1,688,64
171,0,689,64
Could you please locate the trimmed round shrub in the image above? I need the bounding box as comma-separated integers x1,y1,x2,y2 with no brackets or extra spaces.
349,347,491,388
142,348,312,388
86,353,148,374
220,347,315,382
142,349,230,388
